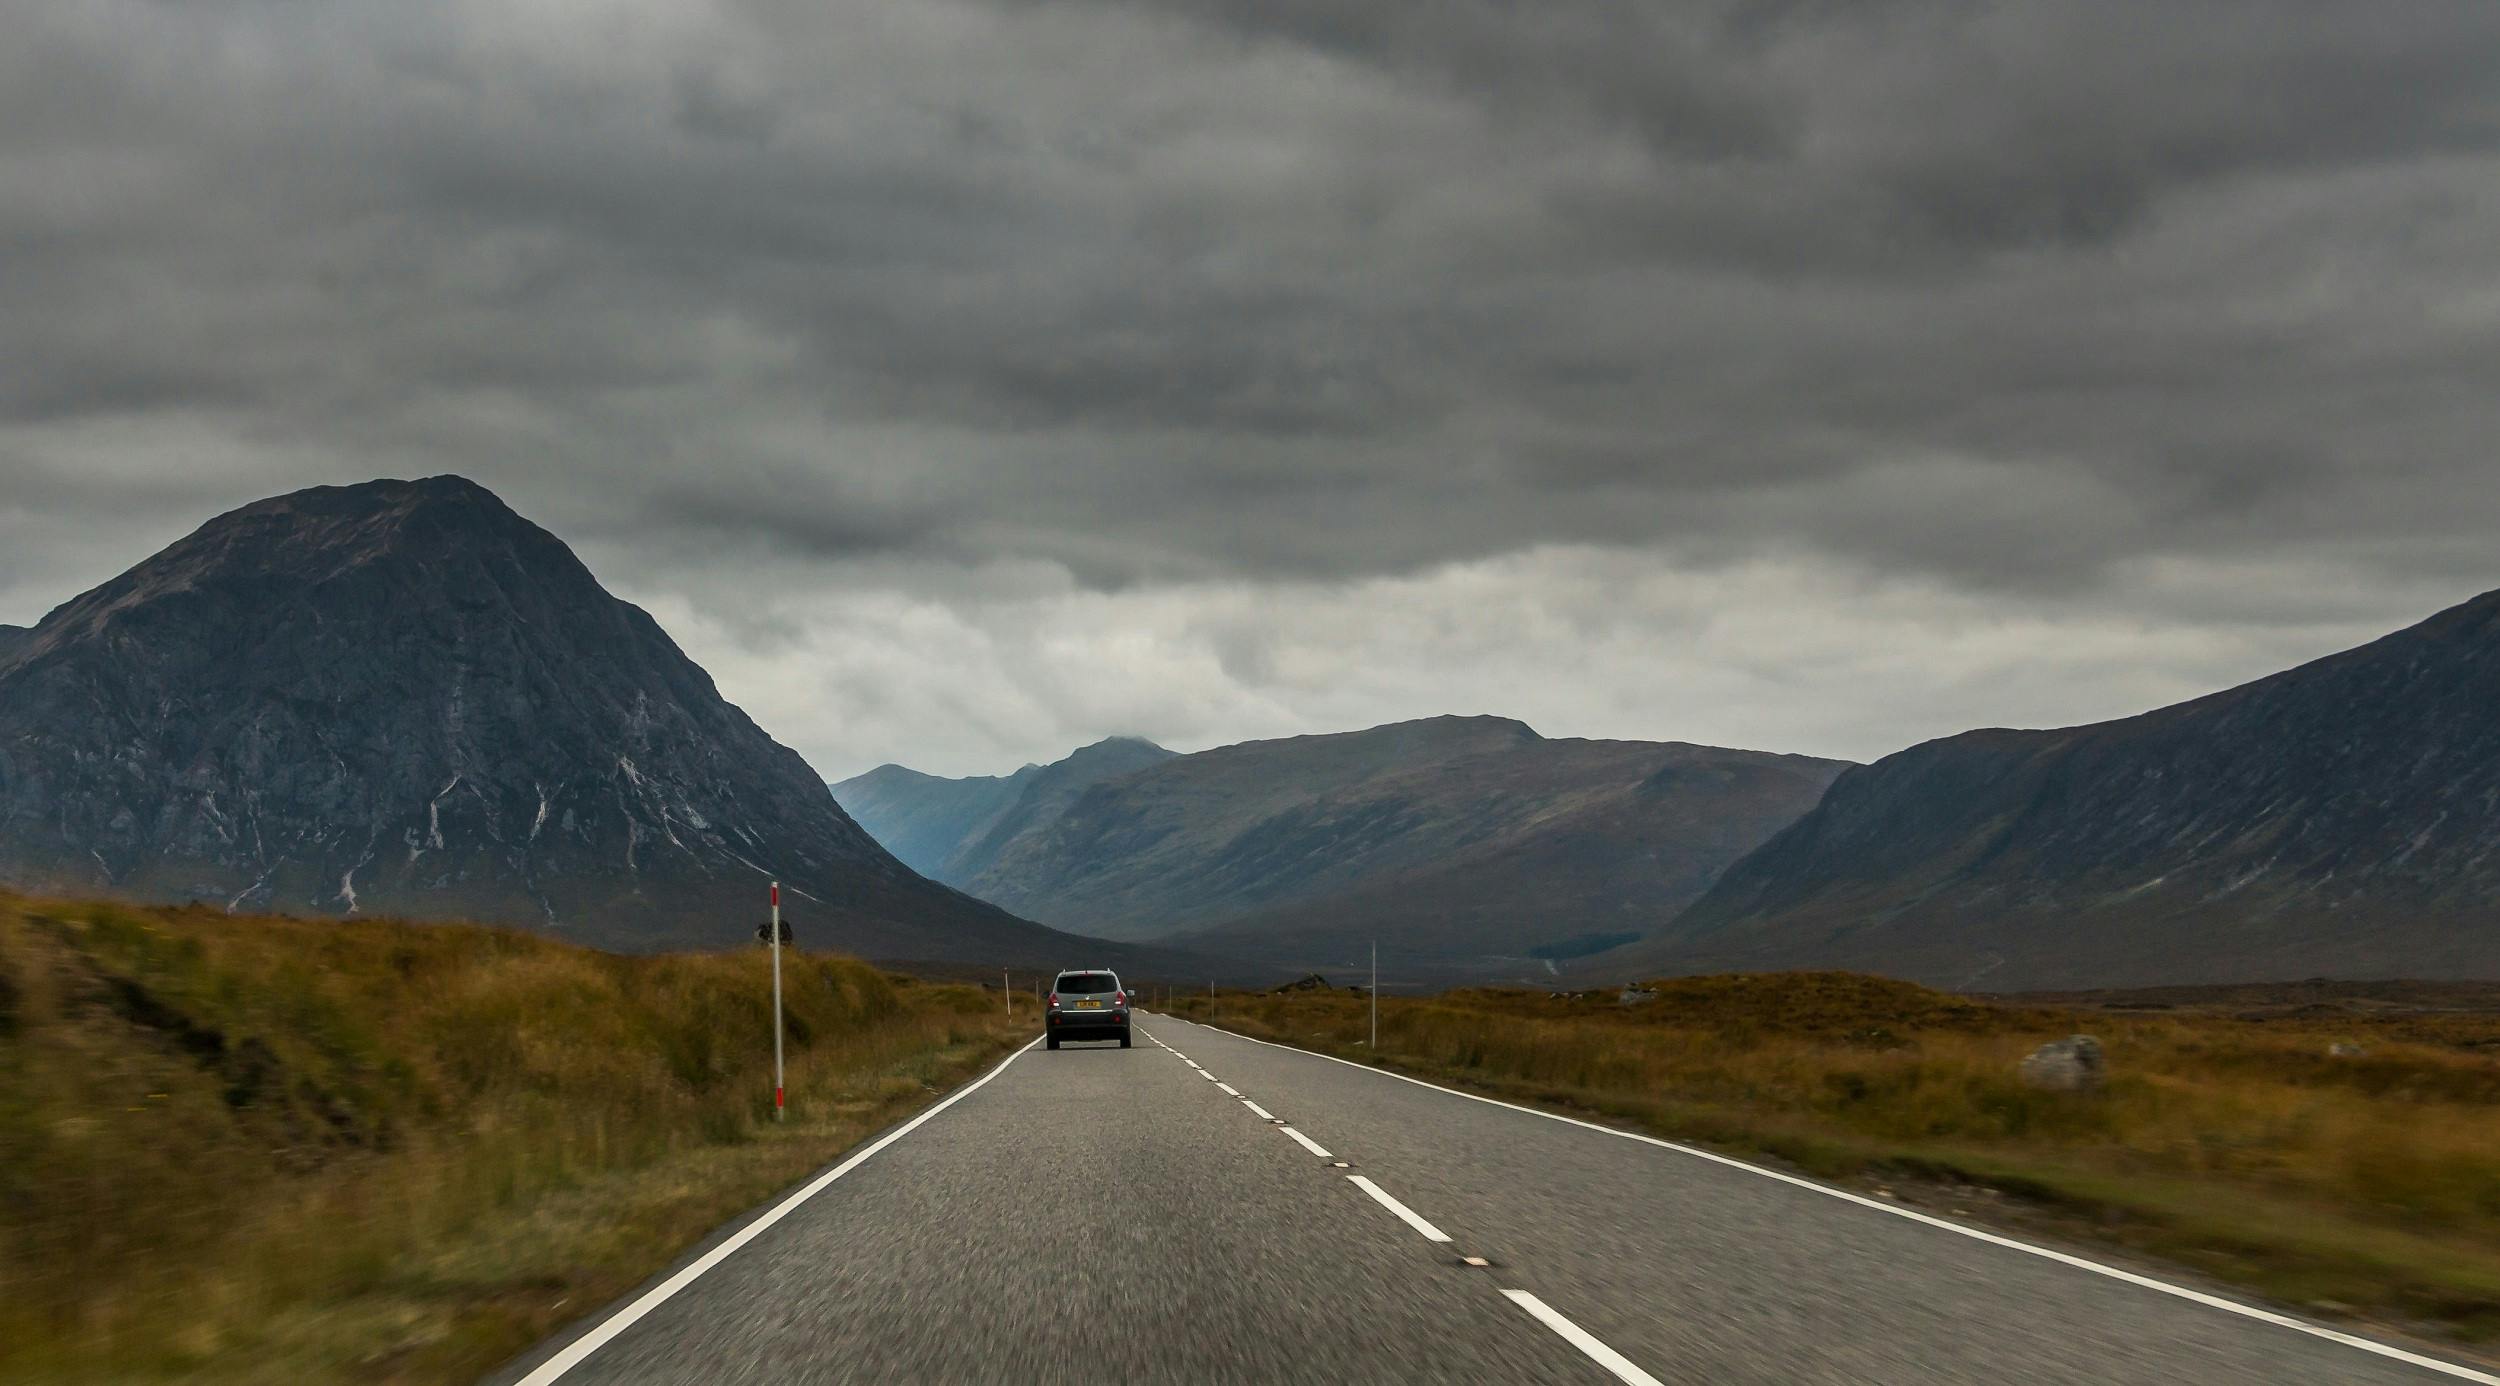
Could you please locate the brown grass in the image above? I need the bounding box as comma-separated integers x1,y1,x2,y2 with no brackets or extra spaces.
0,892,1036,1383
1169,972,2500,1343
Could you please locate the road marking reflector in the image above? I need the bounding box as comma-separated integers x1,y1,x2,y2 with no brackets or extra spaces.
1347,1174,1450,1242
1502,1290,1662,1386
1281,1126,1334,1158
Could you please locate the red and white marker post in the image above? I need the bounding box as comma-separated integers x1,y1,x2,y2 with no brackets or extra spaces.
770,880,785,1120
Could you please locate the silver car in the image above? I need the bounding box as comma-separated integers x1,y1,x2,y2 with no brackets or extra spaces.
1045,970,1131,1049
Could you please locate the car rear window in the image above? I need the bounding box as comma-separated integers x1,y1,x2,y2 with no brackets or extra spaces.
1057,973,1117,994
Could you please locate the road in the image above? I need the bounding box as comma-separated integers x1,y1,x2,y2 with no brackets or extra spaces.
499,1014,2495,1385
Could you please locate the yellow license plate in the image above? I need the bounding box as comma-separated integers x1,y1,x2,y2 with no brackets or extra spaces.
1075,1000,1103,1009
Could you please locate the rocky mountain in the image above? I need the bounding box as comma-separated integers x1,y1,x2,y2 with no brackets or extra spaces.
831,736,1176,882
905,715,1847,979
0,475,1182,967
1609,587,2500,990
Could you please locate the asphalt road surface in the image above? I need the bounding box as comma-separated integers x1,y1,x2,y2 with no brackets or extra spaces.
498,1014,2497,1385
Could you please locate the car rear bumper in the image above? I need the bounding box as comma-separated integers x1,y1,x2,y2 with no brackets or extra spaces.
1047,1010,1129,1035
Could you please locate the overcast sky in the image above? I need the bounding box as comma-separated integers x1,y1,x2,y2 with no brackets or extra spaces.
4,0,2497,779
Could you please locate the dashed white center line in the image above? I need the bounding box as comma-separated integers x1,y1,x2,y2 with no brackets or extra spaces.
1156,1021,1661,1377
1347,1174,1451,1243
1280,1126,1334,1158
1501,1290,1665,1386
1157,1022,1662,1378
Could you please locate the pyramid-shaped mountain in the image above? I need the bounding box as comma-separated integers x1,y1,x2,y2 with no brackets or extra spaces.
0,476,1141,963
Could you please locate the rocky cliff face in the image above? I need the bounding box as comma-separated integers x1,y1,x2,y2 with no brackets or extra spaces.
0,476,1132,964
1618,587,2500,989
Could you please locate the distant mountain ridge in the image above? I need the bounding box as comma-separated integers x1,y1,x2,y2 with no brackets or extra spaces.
832,736,1176,882
0,475,1191,969
831,762,1039,878
1607,586,2500,989
847,715,1848,979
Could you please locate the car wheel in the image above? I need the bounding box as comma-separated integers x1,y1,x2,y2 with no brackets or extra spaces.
1046,1034,1060,1050
1119,1033,1132,1048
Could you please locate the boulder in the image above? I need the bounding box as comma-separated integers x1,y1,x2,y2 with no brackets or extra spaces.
2019,1035,2106,1092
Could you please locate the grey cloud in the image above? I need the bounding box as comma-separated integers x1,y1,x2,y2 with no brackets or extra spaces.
1110,0,2500,265
0,0,2496,774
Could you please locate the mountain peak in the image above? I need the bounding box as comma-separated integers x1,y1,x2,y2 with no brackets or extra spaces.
0,476,1114,964
1064,735,1175,763
1405,713,1540,740
1324,714,1542,758
9,476,589,666
199,473,522,540
835,736,1178,881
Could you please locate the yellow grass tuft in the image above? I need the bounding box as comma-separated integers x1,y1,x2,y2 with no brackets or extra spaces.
1172,973,2500,1343
0,892,1033,1382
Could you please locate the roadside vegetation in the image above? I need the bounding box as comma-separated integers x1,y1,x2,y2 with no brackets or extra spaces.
1168,972,2500,1344
0,892,1035,1383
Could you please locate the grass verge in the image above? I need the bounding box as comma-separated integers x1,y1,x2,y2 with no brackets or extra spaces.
0,892,1037,1383
1167,973,2500,1347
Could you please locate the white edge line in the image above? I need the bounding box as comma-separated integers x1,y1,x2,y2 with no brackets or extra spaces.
1503,1289,1665,1386
1347,1173,1449,1242
1177,1019,2500,1385
1242,1099,1277,1120
514,1038,1041,1385
1281,1125,1334,1159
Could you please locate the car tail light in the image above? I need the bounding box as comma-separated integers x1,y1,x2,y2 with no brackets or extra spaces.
1047,992,1059,1008
1115,990,1128,1006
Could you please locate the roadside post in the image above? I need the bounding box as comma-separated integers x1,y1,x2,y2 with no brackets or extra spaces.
771,881,784,1121
1370,939,1378,1049
1003,969,1011,1022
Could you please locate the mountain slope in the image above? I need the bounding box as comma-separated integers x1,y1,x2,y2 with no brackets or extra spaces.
945,716,1848,973
939,736,1177,881
1611,587,2500,989
831,736,1175,884
829,762,1038,878
0,476,1169,967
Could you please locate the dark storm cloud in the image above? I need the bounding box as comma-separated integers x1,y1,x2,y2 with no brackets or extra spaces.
1,0,2497,773
1096,0,2500,265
